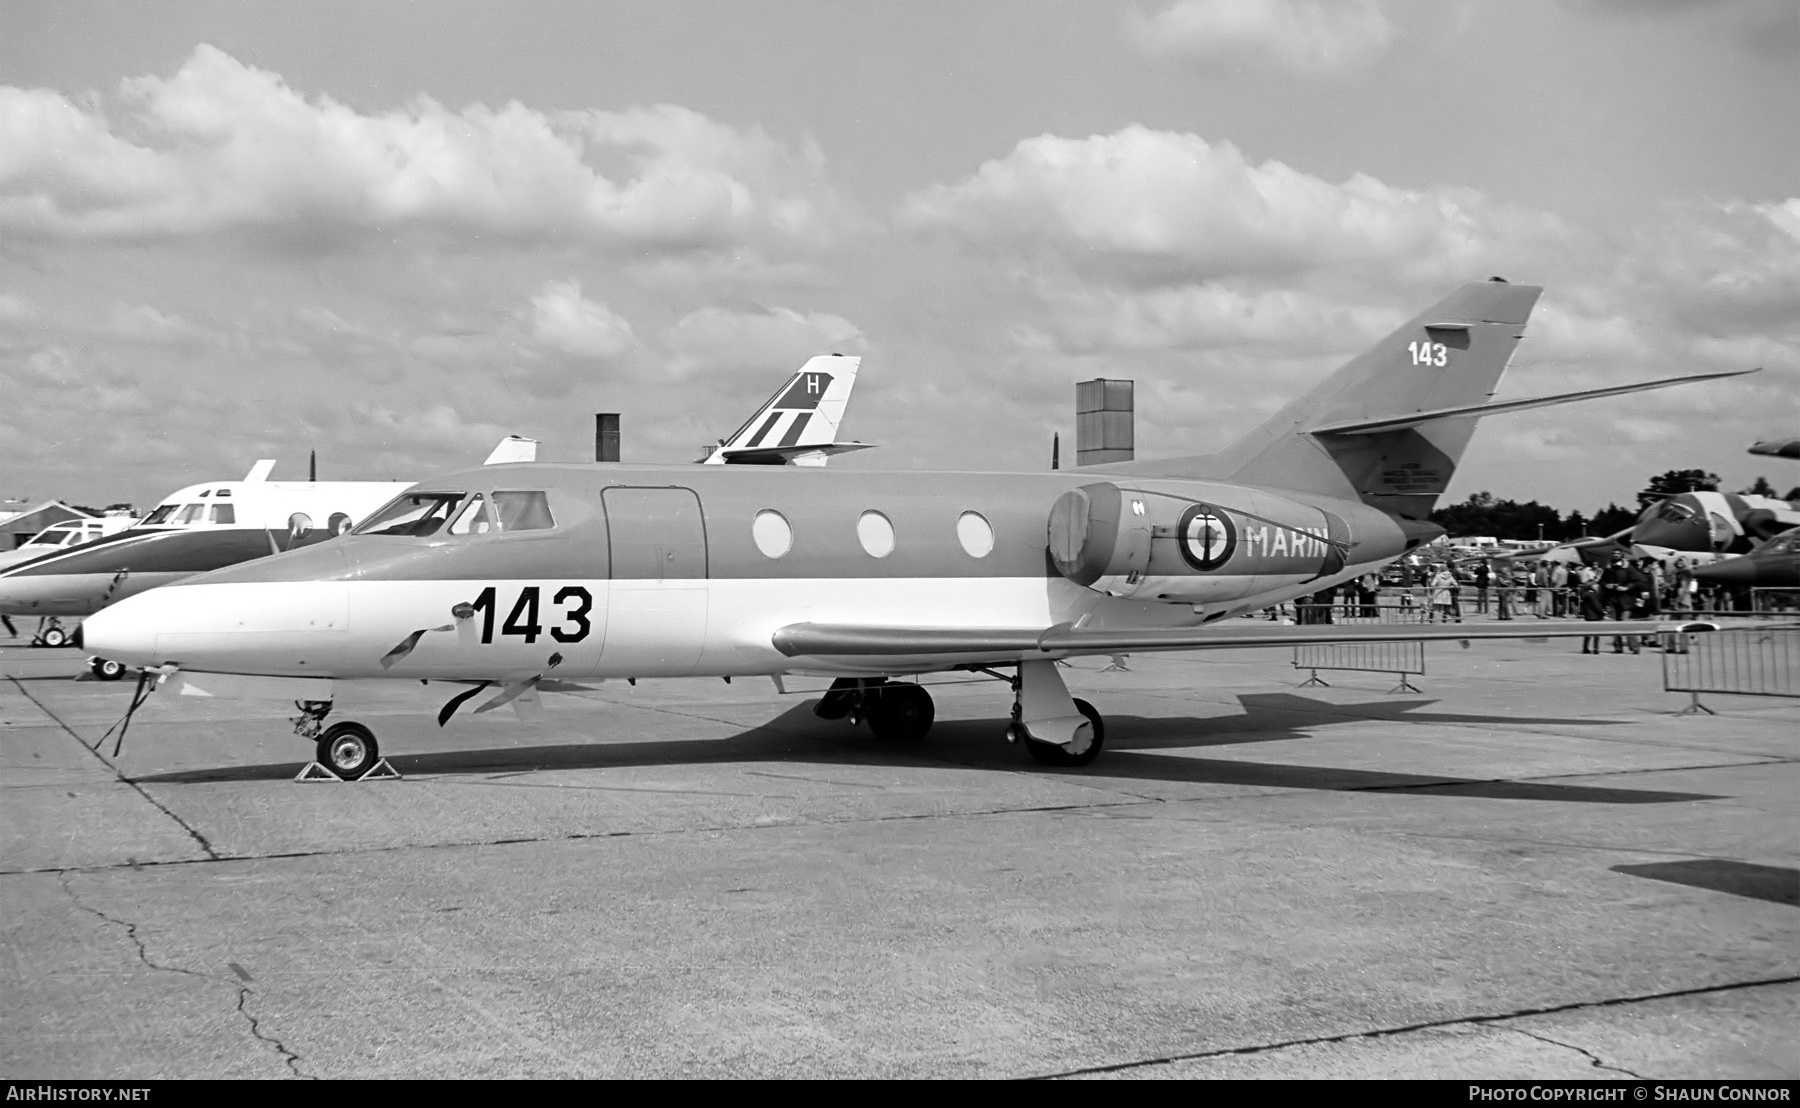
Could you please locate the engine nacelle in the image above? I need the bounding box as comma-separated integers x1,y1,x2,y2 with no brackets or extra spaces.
1047,483,1154,586
1047,480,1364,606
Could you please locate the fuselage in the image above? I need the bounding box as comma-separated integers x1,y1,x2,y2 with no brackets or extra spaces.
1631,491,1800,554
0,477,408,617
81,462,1420,681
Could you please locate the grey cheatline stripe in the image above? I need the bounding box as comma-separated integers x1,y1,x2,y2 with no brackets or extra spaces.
744,412,784,449
776,412,813,448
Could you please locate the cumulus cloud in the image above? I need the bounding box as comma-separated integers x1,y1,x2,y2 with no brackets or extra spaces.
663,305,865,378
898,126,1563,289
1128,0,1398,76
528,280,636,361
105,302,223,347
0,45,853,252
1021,282,1402,355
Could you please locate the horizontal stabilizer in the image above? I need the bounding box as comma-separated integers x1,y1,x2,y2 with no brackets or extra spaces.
716,441,875,466
772,619,1726,659
1310,369,1757,437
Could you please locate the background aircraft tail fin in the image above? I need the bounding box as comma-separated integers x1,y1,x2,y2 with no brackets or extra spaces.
702,354,870,465
1116,279,1542,521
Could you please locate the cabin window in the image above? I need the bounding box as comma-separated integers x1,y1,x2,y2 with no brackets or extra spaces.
449,495,492,535
353,492,467,537
210,505,236,524
494,491,555,532
957,511,995,558
857,510,895,558
752,509,792,558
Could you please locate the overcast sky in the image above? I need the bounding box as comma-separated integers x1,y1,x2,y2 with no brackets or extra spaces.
3,0,1795,517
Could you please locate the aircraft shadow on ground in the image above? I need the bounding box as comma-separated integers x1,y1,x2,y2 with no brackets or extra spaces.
130,695,1714,804
1612,860,1800,907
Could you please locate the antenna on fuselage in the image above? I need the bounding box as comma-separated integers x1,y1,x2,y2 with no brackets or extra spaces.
309,450,316,482
1052,433,1060,471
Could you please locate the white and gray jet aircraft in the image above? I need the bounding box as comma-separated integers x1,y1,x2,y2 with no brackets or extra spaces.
82,281,1730,777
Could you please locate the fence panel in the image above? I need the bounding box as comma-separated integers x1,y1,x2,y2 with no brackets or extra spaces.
1662,627,1800,714
1292,603,1428,692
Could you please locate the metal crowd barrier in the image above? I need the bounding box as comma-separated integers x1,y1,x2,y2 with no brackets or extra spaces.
1662,627,1800,715
1291,603,1428,693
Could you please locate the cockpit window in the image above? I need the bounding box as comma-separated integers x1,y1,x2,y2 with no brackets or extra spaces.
1654,501,1695,523
23,527,71,546
493,490,554,532
449,495,492,536
141,505,177,525
353,492,467,537
172,503,206,525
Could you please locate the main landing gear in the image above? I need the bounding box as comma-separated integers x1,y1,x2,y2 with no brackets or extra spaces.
814,658,1106,767
291,700,387,780
32,618,71,648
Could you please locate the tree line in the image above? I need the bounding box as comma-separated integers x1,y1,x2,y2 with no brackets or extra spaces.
1428,469,1789,542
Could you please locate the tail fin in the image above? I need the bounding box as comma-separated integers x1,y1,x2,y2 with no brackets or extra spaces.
701,355,873,466
1116,280,1542,519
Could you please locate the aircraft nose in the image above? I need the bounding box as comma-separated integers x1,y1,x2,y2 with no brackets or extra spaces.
78,594,165,666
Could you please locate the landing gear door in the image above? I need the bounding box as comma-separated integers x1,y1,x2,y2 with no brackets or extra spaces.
601,486,710,676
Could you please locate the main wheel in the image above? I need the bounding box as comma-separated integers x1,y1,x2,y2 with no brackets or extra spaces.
317,722,379,780
1024,698,1105,768
91,657,127,681
40,626,68,648
867,682,935,742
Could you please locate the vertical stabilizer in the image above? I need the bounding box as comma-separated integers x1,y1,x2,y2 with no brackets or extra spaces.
702,355,872,465
1113,280,1541,520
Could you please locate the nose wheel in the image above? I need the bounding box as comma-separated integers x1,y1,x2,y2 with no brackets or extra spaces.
317,722,380,781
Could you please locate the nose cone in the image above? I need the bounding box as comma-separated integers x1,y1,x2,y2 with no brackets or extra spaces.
81,580,351,673
79,590,179,666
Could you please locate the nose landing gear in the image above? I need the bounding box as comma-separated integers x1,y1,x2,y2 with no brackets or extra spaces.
318,722,380,780
291,700,394,781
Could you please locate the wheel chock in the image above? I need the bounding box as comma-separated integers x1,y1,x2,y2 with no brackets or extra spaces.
294,758,402,782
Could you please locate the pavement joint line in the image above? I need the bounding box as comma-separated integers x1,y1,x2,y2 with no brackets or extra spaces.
7,740,1781,879
0,795,1166,878
1029,974,1800,1079
56,869,311,1077
1501,1026,1643,1079
7,675,220,861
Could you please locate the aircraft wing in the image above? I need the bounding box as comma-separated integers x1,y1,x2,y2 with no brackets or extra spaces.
771,619,1724,659
1309,369,1757,436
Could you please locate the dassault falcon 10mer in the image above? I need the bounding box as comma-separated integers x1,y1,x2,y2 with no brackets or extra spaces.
82,281,1732,777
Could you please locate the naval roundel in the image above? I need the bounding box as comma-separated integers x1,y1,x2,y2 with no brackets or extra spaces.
1177,504,1236,571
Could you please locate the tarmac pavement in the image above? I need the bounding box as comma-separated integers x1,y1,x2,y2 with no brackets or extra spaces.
1,625,1794,1078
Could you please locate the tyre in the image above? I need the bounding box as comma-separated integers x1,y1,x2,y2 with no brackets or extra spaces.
867,682,935,742
40,627,68,648
316,722,379,780
1023,697,1105,768
91,657,127,681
